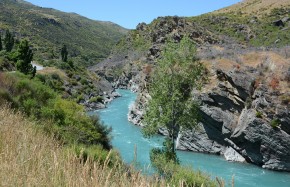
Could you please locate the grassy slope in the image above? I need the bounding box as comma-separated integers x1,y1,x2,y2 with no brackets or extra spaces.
216,0,290,15
0,106,164,187
0,105,221,186
0,0,128,66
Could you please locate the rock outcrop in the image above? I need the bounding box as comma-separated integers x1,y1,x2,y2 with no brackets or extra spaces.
128,67,290,171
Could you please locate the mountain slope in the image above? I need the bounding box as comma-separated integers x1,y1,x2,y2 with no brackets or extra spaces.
216,0,290,15
0,0,128,66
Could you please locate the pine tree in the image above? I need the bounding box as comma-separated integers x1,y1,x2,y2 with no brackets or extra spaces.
142,36,206,165
16,40,34,77
3,30,14,52
61,44,68,62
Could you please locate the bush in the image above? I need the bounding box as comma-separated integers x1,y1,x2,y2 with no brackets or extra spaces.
0,88,17,108
256,111,263,118
89,96,103,103
270,119,280,128
281,95,290,105
150,149,218,187
0,72,112,150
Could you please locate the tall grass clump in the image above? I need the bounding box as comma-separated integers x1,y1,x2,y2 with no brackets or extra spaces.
0,106,165,187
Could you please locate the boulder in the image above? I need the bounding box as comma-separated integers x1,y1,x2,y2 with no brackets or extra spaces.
273,19,284,27
224,147,246,162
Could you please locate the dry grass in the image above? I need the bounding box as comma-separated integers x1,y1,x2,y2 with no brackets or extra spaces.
200,48,290,96
0,106,165,187
215,0,290,16
37,66,68,80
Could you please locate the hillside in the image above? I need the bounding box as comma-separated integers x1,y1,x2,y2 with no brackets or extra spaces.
216,0,290,16
93,0,290,171
0,106,160,186
0,0,128,66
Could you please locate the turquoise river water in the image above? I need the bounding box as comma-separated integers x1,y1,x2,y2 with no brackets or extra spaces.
91,89,290,187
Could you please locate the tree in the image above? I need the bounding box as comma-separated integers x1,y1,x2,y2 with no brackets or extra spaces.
142,36,206,164
0,34,2,51
3,30,14,52
16,40,35,77
61,44,68,62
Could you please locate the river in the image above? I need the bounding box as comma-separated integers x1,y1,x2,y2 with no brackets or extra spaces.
91,89,290,187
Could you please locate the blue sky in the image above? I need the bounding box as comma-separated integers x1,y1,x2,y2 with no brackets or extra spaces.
25,0,241,29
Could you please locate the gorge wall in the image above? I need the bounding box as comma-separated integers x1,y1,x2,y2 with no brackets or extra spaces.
93,8,290,171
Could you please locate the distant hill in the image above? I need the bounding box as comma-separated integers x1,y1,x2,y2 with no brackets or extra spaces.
216,0,290,16
0,0,128,66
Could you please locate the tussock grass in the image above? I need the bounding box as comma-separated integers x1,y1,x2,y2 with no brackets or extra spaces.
0,106,165,187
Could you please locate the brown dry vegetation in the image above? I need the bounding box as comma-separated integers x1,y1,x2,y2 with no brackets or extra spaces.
215,0,290,16
0,106,166,187
37,66,68,79
200,48,290,96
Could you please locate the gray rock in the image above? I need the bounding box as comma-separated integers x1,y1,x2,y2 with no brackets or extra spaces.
231,109,290,171
224,147,246,162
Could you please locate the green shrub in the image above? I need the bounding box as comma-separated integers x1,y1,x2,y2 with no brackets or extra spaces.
256,111,263,118
89,96,103,103
270,119,280,128
150,149,218,187
80,78,88,85
0,88,17,108
72,144,119,166
0,72,112,150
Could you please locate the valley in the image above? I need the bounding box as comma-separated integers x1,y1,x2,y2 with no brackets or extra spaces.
0,0,290,186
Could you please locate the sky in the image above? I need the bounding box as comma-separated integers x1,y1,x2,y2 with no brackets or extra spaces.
25,0,241,29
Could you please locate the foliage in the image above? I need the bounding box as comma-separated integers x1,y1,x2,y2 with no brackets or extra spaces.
189,10,290,47
0,0,127,67
15,40,35,77
270,119,280,128
0,106,169,187
0,72,111,149
89,96,103,103
0,52,15,71
256,111,263,118
150,138,180,170
3,29,14,52
143,36,205,163
61,44,68,62
150,147,218,187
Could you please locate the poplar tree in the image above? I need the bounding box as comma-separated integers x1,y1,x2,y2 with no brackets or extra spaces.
4,30,14,52
142,36,206,165
61,44,68,62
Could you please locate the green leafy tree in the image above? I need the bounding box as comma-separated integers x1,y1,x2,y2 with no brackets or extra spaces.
142,36,206,165
61,44,68,62
0,34,2,51
4,30,14,52
16,40,35,77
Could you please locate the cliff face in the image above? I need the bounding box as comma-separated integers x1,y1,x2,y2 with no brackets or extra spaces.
94,6,290,171
176,68,290,171
127,52,290,171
